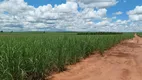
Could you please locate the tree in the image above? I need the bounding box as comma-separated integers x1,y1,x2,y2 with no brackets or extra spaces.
11,31,13,33
1,30,3,33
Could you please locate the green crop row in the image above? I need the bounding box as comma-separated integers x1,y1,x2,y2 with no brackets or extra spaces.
0,33,133,80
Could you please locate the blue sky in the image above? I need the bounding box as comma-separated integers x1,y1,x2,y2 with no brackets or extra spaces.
24,0,66,7
0,0,142,32
107,0,142,20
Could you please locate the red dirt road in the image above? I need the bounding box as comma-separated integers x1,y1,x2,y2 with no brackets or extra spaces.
50,35,142,80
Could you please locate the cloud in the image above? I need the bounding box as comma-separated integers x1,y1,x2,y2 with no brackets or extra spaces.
0,0,35,15
54,2,78,13
113,11,123,15
79,8,107,19
78,0,118,8
0,0,80,31
0,0,110,31
0,0,142,32
126,6,142,32
127,6,142,21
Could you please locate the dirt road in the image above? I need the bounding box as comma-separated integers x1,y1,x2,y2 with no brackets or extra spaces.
50,35,142,80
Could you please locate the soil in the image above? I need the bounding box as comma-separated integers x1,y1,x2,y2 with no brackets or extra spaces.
49,34,142,80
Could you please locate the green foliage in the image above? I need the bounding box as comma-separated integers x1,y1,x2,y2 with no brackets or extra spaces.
77,32,123,35
0,33,133,80
137,32,142,37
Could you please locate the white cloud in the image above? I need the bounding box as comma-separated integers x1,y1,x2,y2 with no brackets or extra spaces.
127,6,142,21
113,11,123,15
54,2,78,13
0,0,142,32
79,8,107,19
78,0,118,8
0,0,79,31
0,0,109,31
0,0,35,15
112,16,116,19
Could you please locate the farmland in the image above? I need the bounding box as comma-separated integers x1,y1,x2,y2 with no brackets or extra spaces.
0,32,133,80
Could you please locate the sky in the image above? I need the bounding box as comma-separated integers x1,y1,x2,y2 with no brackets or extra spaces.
0,0,142,32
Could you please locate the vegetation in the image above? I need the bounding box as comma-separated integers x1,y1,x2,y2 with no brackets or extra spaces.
1,30,3,33
0,32,133,80
137,32,142,37
77,32,123,35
